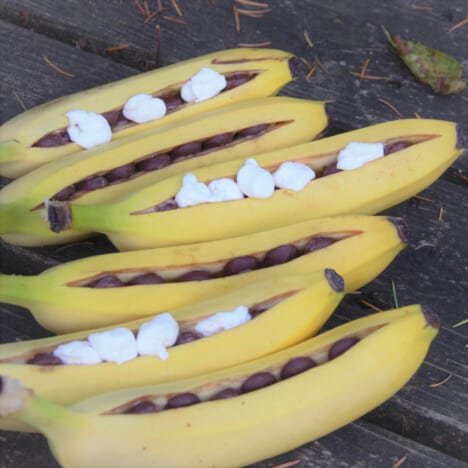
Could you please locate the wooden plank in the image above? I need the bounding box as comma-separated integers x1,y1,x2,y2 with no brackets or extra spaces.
1,418,465,468
0,4,467,466
1,0,466,172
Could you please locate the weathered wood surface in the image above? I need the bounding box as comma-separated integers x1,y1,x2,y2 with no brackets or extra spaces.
0,0,467,466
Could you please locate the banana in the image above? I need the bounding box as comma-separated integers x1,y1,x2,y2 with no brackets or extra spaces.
41,119,461,251
0,215,407,332
0,97,327,247
0,270,344,432
0,305,439,466
0,48,299,178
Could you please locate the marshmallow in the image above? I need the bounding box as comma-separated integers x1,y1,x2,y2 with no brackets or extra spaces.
208,178,244,202
66,110,112,149
175,173,212,207
236,158,275,199
53,340,102,365
194,306,251,337
122,94,167,124
273,161,316,191
88,328,138,365
336,142,385,170
181,68,227,103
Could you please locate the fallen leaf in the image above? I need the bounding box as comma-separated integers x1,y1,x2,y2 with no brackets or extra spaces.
382,26,466,94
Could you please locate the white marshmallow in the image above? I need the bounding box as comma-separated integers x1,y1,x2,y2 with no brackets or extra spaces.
236,158,275,199
208,178,244,203
336,142,385,170
122,94,167,124
194,306,251,337
53,340,102,365
273,161,316,191
88,328,138,365
180,68,227,103
136,313,179,360
66,110,112,149
175,173,211,207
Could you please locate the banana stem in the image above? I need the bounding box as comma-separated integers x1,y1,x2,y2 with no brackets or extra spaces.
0,376,85,434
0,273,42,309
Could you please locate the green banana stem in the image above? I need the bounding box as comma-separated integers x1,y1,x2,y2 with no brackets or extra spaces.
0,375,85,434
0,273,43,310
0,141,25,163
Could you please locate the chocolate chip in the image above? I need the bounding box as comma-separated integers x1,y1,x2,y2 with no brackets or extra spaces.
32,130,71,148
303,236,336,253
127,273,164,285
88,275,124,288
101,110,122,127
210,387,241,400
321,162,341,177
328,337,360,360
237,124,268,138
163,95,184,112
52,185,76,202
263,244,299,267
248,304,270,319
106,163,136,182
155,199,178,212
170,141,202,158
222,256,260,276
384,141,411,155
175,331,201,345
280,357,316,380
26,353,63,366
138,153,172,172
76,175,109,192
241,372,276,393
177,270,213,282
165,392,200,409
224,73,253,90
203,132,235,149
125,400,158,414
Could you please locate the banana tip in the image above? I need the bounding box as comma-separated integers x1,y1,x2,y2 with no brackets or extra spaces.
325,268,345,293
422,306,440,330
388,217,410,245
46,200,72,233
289,57,306,80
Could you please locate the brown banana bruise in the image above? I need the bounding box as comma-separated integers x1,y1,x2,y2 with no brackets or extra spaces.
47,121,287,203
73,231,352,288
32,71,259,148
107,323,388,415
5,291,300,366
140,136,431,214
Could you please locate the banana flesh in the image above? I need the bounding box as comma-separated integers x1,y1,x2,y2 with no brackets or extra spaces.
0,48,298,177
42,119,461,251
0,97,327,247
0,215,407,333
0,305,439,467
0,271,344,431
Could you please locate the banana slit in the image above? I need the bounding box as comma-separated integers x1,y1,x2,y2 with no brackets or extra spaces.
67,230,360,287
30,71,262,149
105,322,388,415
2,291,296,365
132,134,438,215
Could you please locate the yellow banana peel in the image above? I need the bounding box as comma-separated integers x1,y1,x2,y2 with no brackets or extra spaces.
0,215,407,333
0,97,327,246
0,305,439,466
0,48,298,177
42,119,461,251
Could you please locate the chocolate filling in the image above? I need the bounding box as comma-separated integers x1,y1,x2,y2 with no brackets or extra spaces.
80,235,339,288
48,120,282,203
32,72,258,148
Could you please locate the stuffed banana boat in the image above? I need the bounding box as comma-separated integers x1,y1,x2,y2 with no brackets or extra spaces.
0,305,439,466
42,119,462,251
0,215,407,332
0,48,299,178
0,270,344,432
0,97,327,247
